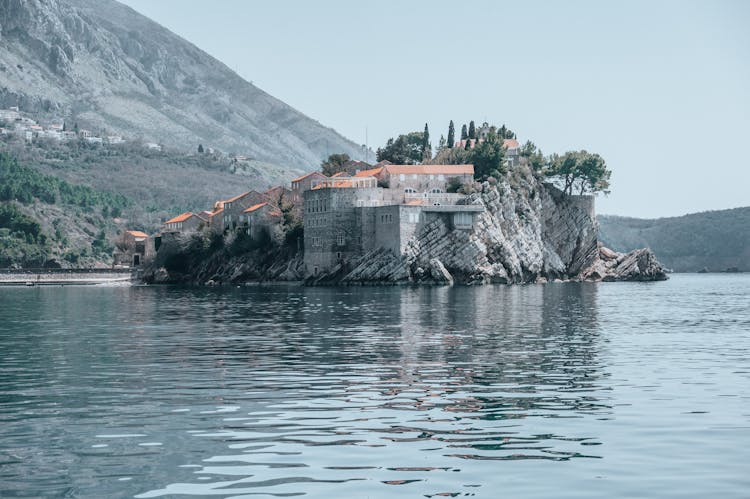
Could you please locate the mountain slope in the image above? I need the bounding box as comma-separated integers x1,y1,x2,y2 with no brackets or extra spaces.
0,0,363,169
599,207,750,272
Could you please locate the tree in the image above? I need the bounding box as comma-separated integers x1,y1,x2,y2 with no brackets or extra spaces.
438,134,447,151
545,151,611,195
447,120,455,148
198,144,204,153
320,153,351,176
376,131,425,164
470,129,506,179
421,123,431,160
464,137,471,150
520,140,545,171
460,124,468,141
468,120,476,140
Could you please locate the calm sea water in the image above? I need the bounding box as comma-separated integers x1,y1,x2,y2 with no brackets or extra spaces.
0,275,748,498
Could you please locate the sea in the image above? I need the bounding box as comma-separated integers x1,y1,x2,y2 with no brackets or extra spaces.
1,274,748,498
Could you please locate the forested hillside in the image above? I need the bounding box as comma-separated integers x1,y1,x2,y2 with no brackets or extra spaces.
599,208,750,272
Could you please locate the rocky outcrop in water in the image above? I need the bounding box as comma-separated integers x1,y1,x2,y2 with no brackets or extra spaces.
309,166,667,285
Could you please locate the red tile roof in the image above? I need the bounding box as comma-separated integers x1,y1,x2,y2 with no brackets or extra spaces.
125,230,148,238
354,167,384,178
385,164,474,176
226,191,250,203
292,171,326,183
243,202,268,213
503,138,520,149
165,212,194,224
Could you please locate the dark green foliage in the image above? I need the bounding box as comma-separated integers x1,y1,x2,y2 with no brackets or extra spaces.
599,207,750,272
281,203,303,248
446,176,462,193
198,143,204,153
545,150,611,195
321,153,351,176
460,124,468,141
421,123,431,160
0,152,131,209
468,120,476,140
376,131,426,165
470,130,506,179
520,140,545,171
0,203,49,267
447,120,455,148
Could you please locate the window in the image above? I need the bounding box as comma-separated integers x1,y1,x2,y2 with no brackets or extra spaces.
337,234,345,246
405,188,417,194
454,212,473,227
431,188,442,194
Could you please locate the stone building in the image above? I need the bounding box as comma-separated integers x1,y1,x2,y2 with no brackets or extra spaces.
302,165,484,277
243,202,284,243
113,230,154,267
222,191,269,230
163,212,207,233
291,172,327,204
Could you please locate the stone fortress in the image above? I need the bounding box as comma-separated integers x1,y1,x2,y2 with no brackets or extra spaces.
302,164,485,277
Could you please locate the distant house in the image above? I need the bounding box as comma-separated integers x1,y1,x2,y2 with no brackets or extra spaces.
85,136,103,144
113,230,153,267
264,185,293,208
503,138,520,167
291,171,327,203
243,202,284,242
105,135,123,145
79,129,92,138
222,191,269,230
145,142,162,151
163,212,207,233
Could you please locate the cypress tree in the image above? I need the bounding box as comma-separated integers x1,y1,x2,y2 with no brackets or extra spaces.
460,124,468,141
468,120,476,140
198,143,204,153
447,120,455,148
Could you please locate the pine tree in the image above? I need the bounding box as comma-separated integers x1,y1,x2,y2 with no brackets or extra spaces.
468,120,476,140
447,120,455,148
421,123,430,158
461,124,468,141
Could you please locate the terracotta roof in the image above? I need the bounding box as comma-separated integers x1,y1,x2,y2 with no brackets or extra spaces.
225,191,250,203
211,208,224,216
165,212,194,224
125,230,148,238
331,171,347,177
503,138,520,149
312,180,353,189
292,171,326,183
354,167,384,178
243,202,268,213
385,164,474,175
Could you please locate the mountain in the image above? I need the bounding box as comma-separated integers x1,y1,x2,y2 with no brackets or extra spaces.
0,0,364,169
599,207,750,272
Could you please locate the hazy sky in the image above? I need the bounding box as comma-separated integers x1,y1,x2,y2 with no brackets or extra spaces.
118,0,749,218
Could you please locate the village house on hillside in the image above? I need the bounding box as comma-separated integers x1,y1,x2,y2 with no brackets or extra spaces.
302,164,484,277
113,230,154,267
163,212,207,233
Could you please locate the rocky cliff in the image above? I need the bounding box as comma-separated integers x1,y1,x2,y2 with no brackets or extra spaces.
308,165,666,285
0,0,364,168
146,165,667,286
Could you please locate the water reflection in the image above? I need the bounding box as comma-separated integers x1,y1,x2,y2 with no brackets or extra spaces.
1,283,607,498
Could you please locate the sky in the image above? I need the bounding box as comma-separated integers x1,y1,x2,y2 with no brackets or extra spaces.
118,0,749,218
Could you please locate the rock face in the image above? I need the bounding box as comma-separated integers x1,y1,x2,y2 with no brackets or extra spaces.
310,165,668,285
0,0,364,169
